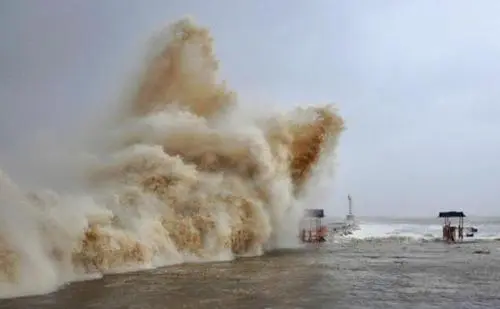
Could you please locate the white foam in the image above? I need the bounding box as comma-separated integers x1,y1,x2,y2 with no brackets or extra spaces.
341,220,500,242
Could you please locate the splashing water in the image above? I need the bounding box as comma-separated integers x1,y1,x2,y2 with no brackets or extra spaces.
0,17,344,298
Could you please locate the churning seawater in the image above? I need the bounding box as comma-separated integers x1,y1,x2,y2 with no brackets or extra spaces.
2,217,500,309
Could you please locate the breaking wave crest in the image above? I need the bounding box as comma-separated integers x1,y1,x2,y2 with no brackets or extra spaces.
338,222,500,244
0,17,344,298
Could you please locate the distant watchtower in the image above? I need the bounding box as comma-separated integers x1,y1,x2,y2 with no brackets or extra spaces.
345,194,355,222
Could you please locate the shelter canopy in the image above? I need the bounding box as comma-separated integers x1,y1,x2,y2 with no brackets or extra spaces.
304,209,324,218
438,211,465,218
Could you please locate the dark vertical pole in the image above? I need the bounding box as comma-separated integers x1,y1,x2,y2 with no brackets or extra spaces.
318,218,321,242
309,219,312,242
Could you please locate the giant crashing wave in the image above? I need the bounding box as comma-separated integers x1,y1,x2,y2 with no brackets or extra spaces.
0,17,344,298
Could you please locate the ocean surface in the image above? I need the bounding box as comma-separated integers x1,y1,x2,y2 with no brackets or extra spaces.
2,216,499,309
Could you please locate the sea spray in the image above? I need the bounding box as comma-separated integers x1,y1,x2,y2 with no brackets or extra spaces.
0,17,344,298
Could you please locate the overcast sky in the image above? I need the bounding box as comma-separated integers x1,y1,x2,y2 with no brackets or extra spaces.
1,1,499,216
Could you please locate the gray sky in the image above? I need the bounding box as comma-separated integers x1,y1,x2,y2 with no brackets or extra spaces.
1,1,499,216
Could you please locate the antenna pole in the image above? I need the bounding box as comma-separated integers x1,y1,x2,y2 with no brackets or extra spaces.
348,194,352,216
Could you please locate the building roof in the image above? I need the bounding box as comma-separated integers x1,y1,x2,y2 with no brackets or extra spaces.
304,209,324,218
438,211,466,218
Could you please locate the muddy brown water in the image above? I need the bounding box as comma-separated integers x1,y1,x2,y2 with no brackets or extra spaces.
1,240,500,309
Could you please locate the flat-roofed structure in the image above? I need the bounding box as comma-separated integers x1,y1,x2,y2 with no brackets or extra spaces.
438,211,466,242
300,208,327,243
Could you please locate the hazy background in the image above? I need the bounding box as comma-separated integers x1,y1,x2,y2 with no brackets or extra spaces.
1,0,499,217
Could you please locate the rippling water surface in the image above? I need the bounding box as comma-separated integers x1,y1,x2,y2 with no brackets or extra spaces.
2,239,500,309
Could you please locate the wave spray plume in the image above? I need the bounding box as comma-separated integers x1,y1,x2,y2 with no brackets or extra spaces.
0,17,344,298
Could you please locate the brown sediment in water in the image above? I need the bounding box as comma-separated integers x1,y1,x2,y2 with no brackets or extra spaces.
0,16,344,291
130,18,235,118
288,107,344,193
0,237,19,283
